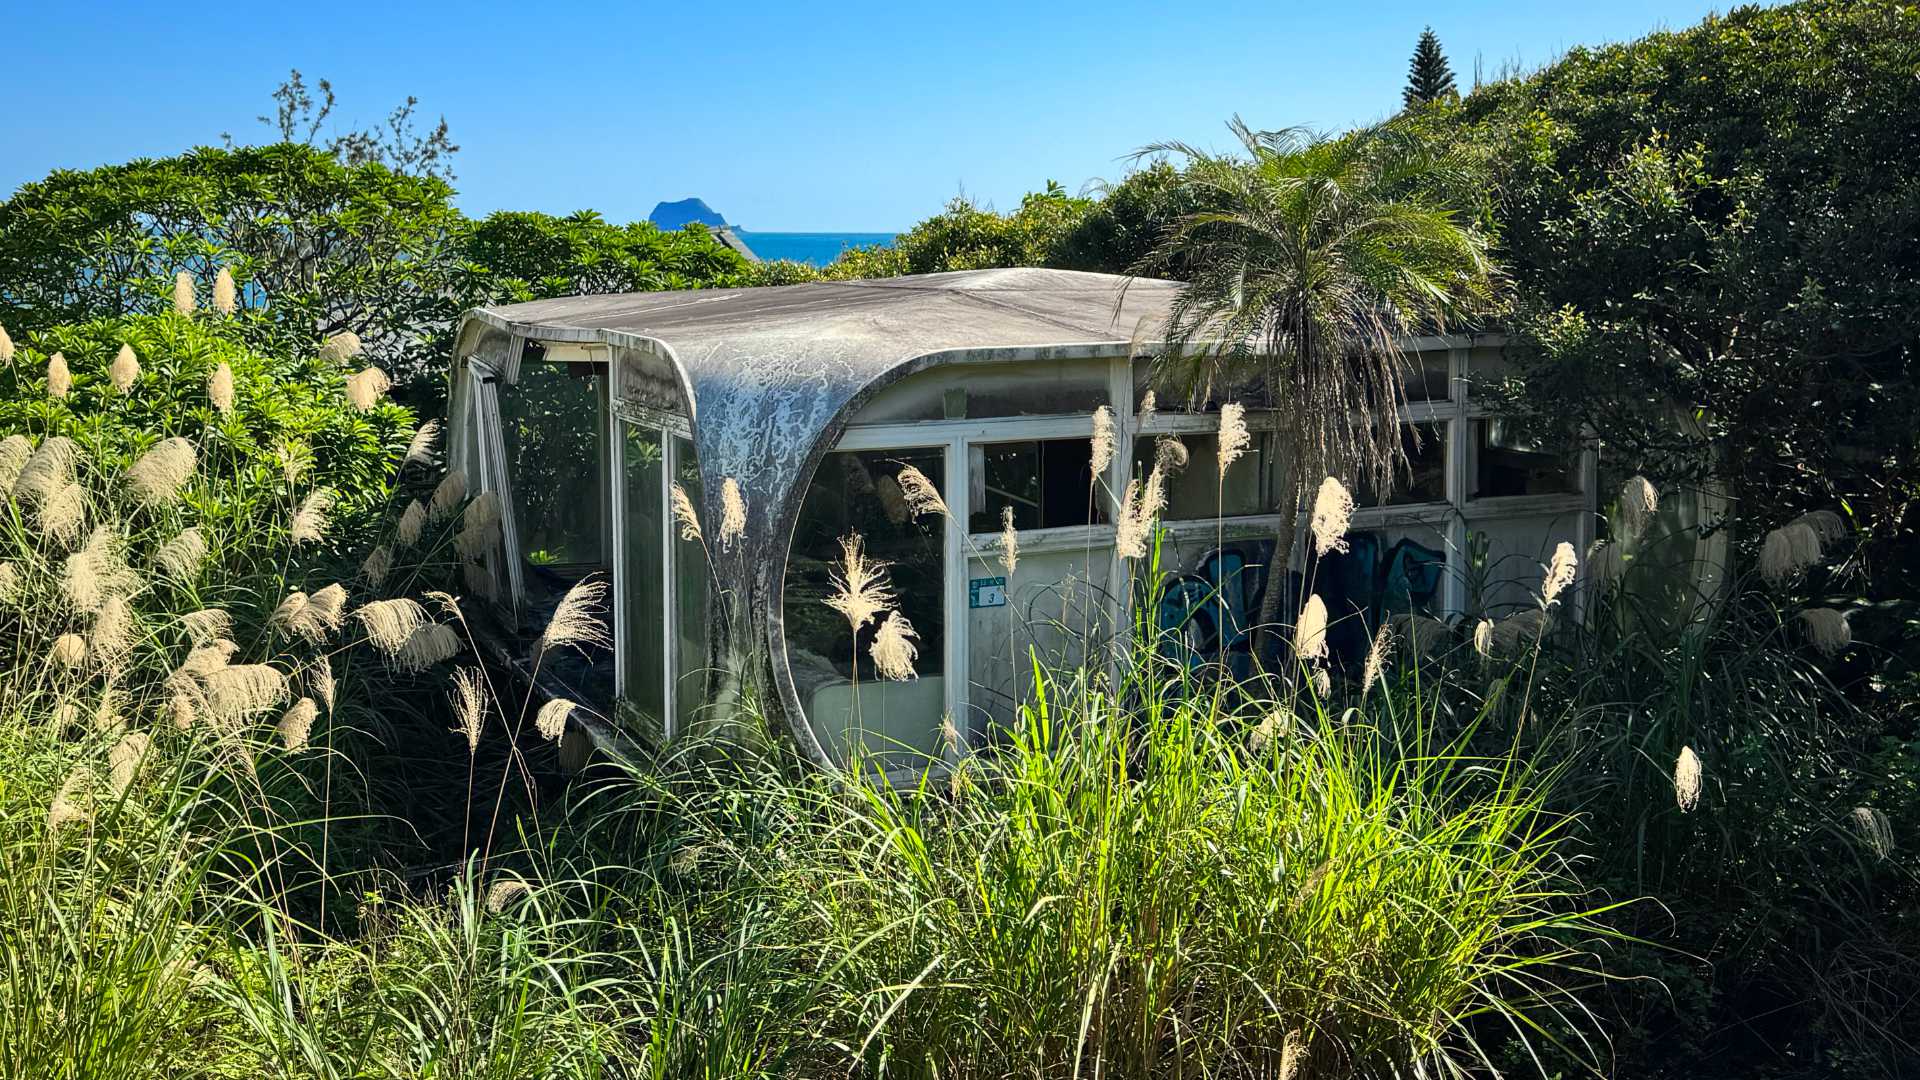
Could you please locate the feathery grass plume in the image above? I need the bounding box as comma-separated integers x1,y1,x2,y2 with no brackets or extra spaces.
1248,709,1290,755
1309,476,1354,556
64,527,136,614
896,465,950,519
40,482,87,545
92,689,127,734
940,712,963,757
276,698,318,752
403,419,440,469
671,483,703,541
719,478,748,550
46,764,95,835
1492,609,1549,654
51,633,89,669
535,697,575,741
0,433,30,493
1794,509,1847,546
179,639,238,677
14,435,75,503
999,505,1019,576
462,490,500,532
1785,520,1822,565
0,321,11,363
1311,666,1331,698
344,367,391,411
429,469,467,521
289,489,334,545
1541,541,1578,606
536,577,611,658
170,692,196,730
1619,475,1658,539
92,596,135,670
824,533,895,634
47,352,71,398
1115,477,1149,560
1760,522,1820,585
1361,621,1394,697
876,474,910,525
1798,607,1852,656
1138,390,1156,426
310,655,336,713
156,527,208,580
1674,746,1703,812
1217,401,1251,472
1293,594,1329,661
289,583,347,643
668,845,702,877
486,878,530,914
126,437,196,506
361,544,393,586
319,331,363,364
870,611,920,680
1154,435,1188,472
204,664,290,727
1472,618,1494,658
213,267,237,315
450,667,486,751
396,500,427,547
463,558,497,601
107,731,150,797
353,598,430,657
454,519,501,558
1090,405,1116,477
1851,806,1894,860
182,607,231,645
270,591,310,636
1279,1030,1305,1080
0,562,16,606
173,270,196,314
109,344,141,393
208,362,234,414
394,623,461,673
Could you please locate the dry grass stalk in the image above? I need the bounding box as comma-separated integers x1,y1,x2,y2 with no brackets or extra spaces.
51,633,89,669
1619,476,1658,539
719,478,747,550
178,639,238,678
47,352,71,398
46,764,95,834
213,267,237,315
92,689,126,734
40,482,87,545
895,465,949,519
1279,1029,1305,1080
169,692,197,731
127,437,196,506
0,434,31,493
404,420,441,469
536,578,611,659
204,664,290,727
486,878,530,914
1798,607,1852,656
156,527,208,580
276,698,318,752
270,591,310,635
1794,509,1847,545
92,596,135,670
1137,390,1156,426
453,524,496,564
108,731,150,797
671,483,703,541
394,623,461,673
182,608,231,645
999,505,1019,576
1541,541,1578,607
1293,594,1329,661
1248,709,1290,755
870,611,920,680
535,697,575,741
1310,666,1331,698
309,655,336,714
0,562,17,606
462,491,500,532
1472,618,1494,658
1309,476,1354,556
289,490,334,545
1114,478,1148,560
1217,402,1251,473
64,527,136,614
823,534,894,633
1155,435,1188,472
319,331,362,364
14,435,75,503
286,583,347,643
344,368,391,411
353,598,431,656
208,362,234,414
450,667,486,751
1761,522,1823,585
1090,406,1116,477
1674,746,1703,812
0,322,11,364
429,469,467,521
396,500,427,547
109,344,140,393
1851,806,1894,860
173,271,196,314
361,544,393,586
1361,622,1393,697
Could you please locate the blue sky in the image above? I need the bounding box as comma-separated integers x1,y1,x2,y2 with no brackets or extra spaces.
3,2,1754,232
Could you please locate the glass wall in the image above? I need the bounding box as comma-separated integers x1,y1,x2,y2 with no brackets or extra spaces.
620,423,666,731
784,449,947,768
671,434,711,734
501,359,608,572
968,438,1106,532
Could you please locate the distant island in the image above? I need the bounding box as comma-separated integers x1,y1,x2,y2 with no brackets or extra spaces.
647,198,895,267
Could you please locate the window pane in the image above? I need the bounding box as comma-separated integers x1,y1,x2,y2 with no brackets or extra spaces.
1354,423,1448,507
501,360,607,568
621,423,665,728
671,435,711,735
1402,352,1452,401
1135,432,1275,519
968,438,1105,532
1473,420,1579,498
785,450,947,768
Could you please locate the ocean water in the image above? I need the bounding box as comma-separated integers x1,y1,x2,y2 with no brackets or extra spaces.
733,231,896,266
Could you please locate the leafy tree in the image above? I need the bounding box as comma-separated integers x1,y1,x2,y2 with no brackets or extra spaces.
458,211,751,302
227,69,460,182
823,183,1093,279
1050,162,1203,278
1403,27,1457,108
1143,118,1498,642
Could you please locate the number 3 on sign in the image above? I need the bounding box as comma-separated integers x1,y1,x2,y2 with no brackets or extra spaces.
970,577,1007,609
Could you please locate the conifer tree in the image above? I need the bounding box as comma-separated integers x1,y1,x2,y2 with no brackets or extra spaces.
1403,27,1457,107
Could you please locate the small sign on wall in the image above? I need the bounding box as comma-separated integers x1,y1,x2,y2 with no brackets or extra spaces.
970,577,1007,609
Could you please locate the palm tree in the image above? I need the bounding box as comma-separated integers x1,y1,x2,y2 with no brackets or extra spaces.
1135,117,1500,653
